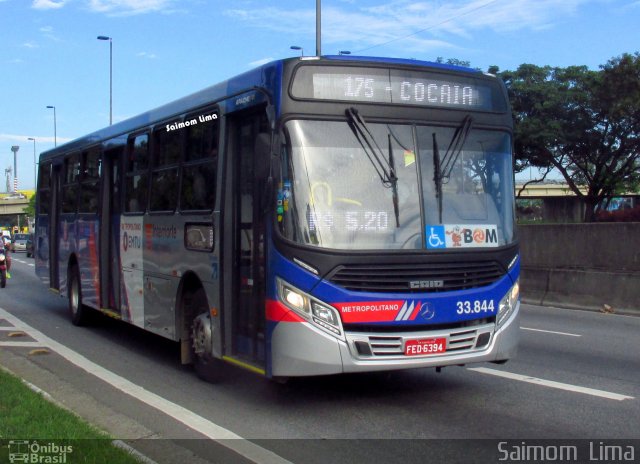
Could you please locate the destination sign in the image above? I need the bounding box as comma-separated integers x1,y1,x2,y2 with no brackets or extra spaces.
291,65,505,111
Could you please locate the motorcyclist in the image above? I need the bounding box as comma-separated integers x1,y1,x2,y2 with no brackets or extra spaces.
0,238,12,278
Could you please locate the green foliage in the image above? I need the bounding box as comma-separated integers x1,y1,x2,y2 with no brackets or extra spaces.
23,194,35,217
0,369,141,463
498,53,640,221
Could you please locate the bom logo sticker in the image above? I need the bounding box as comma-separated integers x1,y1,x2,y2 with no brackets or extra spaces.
427,224,499,249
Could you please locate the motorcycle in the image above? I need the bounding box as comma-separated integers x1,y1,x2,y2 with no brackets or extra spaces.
0,249,7,288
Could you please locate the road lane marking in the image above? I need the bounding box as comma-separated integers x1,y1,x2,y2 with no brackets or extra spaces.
521,327,581,337
468,367,634,401
0,307,293,464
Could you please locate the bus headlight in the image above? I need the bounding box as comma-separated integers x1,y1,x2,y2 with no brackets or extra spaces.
311,302,342,336
497,279,519,327
283,287,307,314
277,278,344,338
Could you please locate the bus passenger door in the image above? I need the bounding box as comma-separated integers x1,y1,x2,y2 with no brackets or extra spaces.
99,148,123,314
224,110,269,370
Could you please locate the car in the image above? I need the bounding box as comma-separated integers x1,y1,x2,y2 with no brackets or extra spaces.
26,234,34,258
12,233,29,252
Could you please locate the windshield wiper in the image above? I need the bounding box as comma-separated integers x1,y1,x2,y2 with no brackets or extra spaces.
441,115,473,178
433,133,443,224
432,115,474,223
387,133,400,228
345,108,400,227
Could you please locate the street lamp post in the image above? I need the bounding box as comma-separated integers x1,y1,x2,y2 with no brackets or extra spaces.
316,0,321,56
11,146,19,193
46,105,57,147
97,35,113,125
28,137,37,189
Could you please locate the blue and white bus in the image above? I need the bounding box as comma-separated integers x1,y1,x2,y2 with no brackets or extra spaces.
35,55,520,380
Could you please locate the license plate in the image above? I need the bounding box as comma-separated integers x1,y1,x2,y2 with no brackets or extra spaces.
404,337,446,356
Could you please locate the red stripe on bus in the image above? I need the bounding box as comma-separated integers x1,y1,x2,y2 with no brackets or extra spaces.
408,302,422,320
266,300,305,323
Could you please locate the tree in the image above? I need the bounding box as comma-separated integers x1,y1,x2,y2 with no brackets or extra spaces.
499,53,640,221
23,194,35,217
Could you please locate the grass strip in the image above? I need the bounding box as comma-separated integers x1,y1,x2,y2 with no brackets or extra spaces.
0,367,144,463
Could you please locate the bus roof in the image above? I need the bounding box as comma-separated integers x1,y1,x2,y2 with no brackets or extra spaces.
39,55,484,161
321,54,481,74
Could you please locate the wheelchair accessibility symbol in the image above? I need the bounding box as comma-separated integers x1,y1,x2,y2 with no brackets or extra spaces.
426,226,446,249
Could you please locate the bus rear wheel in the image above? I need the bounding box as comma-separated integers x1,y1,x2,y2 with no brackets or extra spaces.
68,266,90,326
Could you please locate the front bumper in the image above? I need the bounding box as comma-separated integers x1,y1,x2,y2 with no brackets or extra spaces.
270,300,520,377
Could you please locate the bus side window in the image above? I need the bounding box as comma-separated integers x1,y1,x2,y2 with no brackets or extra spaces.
181,108,219,211
150,121,181,212
37,162,52,215
79,148,101,214
62,153,80,214
125,133,149,213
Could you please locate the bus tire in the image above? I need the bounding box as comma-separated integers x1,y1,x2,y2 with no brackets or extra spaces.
68,266,90,326
188,288,220,383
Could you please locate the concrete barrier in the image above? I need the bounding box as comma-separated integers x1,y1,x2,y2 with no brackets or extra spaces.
518,223,640,314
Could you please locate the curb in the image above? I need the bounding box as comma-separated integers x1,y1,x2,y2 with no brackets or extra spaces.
0,349,214,464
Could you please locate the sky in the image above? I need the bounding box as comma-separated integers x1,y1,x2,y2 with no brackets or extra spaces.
1,0,639,189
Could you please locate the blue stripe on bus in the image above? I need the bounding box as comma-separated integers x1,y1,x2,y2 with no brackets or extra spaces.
268,246,519,326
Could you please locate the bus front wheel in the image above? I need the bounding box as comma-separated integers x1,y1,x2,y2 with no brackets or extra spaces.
188,287,220,382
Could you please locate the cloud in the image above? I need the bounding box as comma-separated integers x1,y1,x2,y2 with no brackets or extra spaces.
38,25,62,41
137,51,157,59
23,41,39,49
223,5,457,54
248,57,275,67
0,134,66,145
87,0,181,15
224,0,597,54
32,0,68,9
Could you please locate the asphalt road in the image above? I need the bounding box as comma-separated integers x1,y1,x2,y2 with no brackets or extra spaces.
1,255,638,464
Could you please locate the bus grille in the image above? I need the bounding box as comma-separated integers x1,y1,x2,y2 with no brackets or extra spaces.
326,261,504,293
349,327,491,358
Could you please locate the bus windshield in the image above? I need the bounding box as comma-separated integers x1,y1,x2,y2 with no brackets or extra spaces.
278,119,515,250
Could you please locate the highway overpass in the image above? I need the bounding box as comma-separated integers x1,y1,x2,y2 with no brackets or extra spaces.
516,182,638,222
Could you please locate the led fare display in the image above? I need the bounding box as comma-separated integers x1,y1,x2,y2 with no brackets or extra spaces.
308,210,390,233
291,66,503,111
341,74,480,107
